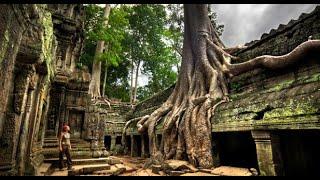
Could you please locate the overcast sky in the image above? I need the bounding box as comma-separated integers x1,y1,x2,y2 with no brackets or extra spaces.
210,4,319,47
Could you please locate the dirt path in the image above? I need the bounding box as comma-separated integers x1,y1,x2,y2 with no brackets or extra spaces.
48,156,257,176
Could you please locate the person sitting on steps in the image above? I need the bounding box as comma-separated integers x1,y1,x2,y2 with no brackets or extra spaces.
58,123,72,171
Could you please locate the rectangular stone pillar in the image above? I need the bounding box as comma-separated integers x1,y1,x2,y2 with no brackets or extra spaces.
251,131,284,176
130,135,138,157
110,135,116,152
56,86,66,136
141,135,145,158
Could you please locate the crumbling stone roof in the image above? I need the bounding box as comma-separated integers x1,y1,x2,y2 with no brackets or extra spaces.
235,5,320,55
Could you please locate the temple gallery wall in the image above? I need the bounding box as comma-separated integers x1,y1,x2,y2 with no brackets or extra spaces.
0,4,319,176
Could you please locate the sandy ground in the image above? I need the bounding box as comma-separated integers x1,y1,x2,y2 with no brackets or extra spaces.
48,155,256,176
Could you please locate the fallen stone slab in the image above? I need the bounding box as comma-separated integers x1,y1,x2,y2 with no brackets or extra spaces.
162,160,189,171
198,168,212,174
181,172,217,176
180,164,199,173
133,169,161,176
151,165,162,174
106,157,123,165
211,166,256,176
158,171,166,176
96,165,126,176
168,170,185,176
69,164,111,176
115,164,126,172
83,164,111,174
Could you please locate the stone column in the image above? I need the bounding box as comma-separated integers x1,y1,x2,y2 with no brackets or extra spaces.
251,131,284,176
131,135,138,157
0,64,34,174
56,86,66,136
31,82,46,146
17,84,35,175
141,135,145,158
40,94,50,147
110,135,116,152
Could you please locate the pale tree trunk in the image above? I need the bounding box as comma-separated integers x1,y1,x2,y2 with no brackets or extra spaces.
102,61,108,97
130,59,134,104
133,60,141,104
102,43,109,98
133,4,320,169
88,4,111,99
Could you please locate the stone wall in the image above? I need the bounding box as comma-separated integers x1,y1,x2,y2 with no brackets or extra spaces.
127,84,174,120
0,5,56,175
213,5,320,131
0,4,89,175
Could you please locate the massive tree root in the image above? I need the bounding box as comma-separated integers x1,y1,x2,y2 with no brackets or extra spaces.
136,4,320,168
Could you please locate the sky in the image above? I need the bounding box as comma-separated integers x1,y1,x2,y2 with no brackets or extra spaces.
210,4,319,47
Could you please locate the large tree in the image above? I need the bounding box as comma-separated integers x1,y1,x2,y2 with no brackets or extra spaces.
136,4,320,168
125,4,171,104
82,4,129,100
88,4,111,99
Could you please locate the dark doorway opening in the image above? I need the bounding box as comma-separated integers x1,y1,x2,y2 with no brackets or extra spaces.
133,135,142,157
213,131,258,169
279,130,320,176
116,136,122,144
125,135,131,155
143,134,150,158
104,136,111,151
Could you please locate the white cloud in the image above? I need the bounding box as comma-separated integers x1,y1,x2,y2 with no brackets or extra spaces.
211,4,319,47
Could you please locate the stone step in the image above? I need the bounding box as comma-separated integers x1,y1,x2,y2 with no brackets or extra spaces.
69,164,111,176
37,163,53,176
43,150,93,159
44,139,86,143
43,143,90,148
44,158,110,166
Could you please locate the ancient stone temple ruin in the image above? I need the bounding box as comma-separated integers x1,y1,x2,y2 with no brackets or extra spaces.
0,4,108,175
0,4,320,176
108,5,320,176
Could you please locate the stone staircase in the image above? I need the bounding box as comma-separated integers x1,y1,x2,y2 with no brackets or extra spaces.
41,136,122,176
44,156,125,176
42,137,92,159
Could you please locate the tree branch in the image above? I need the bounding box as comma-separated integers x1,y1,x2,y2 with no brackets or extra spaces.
227,40,320,76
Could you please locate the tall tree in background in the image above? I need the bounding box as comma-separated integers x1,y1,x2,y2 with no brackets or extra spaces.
125,4,173,104
81,4,129,101
100,5,129,98
208,5,224,37
166,4,184,73
88,4,111,99
137,4,320,168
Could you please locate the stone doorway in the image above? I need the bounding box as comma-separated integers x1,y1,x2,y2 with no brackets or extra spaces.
104,136,111,151
125,135,131,155
279,130,320,176
213,131,259,170
67,110,85,138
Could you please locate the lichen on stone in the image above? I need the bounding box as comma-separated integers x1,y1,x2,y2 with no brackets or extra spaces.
0,29,10,64
37,5,55,81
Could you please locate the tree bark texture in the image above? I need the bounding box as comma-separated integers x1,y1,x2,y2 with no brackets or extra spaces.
132,4,320,168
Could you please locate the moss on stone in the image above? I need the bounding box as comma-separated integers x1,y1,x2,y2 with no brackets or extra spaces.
264,101,318,119
265,79,295,93
0,29,10,64
38,5,55,81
